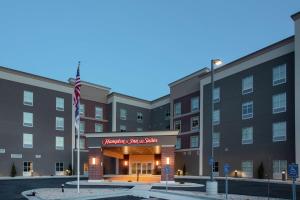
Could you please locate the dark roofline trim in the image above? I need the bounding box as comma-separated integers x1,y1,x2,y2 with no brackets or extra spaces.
291,11,300,21
168,68,209,87
0,66,72,88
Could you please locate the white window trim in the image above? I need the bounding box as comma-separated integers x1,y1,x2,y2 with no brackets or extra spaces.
56,97,64,111
120,125,127,132
190,116,199,131
241,160,253,178
120,109,127,120
242,127,253,145
242,76,253,95
176,138,181,150
80,104,85,116
273,64,287,86
272,121,287,142
95,123,103,132
55,137,64,150
55,117,64,131
272,93,287,114
23,133,33,149
80,121,85,133
190,135,199,148
174,102,181,116
95,106,103,120
191,97,200,112
212,132,220,148
242,101,253,120
23,91,33,106
23,112,33,127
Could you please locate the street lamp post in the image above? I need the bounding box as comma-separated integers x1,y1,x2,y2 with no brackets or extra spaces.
206,59,222,195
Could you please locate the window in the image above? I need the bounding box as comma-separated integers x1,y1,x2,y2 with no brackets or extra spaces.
23,161,33,173
120,109,127,120
120,125,126,132
137,112,143,122
273,122,286,142
56,97,64,111
55,137,64,150
242,160,253,178
56,117,64,131
213,87,220,103
213,132,220,148
95,107,103,120
137,128,143,132
165,111,170,120
191,97,199,111
80,121,85,133
190,135,199,148
213,162,219,173
23,112,33,127
174,102,181,116
242,76,253,95
174,120,181,132
56,162,64,172
95,123,103,132
242,127,253,144
23,91,33,106
79,104,85,116
273,93,286,114
242,101,253,120
273,64,286,86
76,138,85,149
191,116,199,131
176,138,181,149
213,110,220,125
23,133,33,148
273,160,287,179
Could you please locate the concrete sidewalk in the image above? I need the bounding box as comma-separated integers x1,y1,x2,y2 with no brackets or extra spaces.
175,175,300,185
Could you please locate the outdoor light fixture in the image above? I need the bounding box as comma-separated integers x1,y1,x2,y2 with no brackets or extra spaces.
166,157,170,165
92,157,96,165
234,170,238,177
124,160,128,166
156,160,159,166
212,59,223,66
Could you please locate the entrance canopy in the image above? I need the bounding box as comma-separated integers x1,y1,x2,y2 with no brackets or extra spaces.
86,131,178,182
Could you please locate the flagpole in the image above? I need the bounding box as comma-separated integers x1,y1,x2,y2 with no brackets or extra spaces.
77,61,81,194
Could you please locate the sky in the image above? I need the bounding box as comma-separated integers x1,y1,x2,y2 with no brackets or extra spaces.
0,1,300,100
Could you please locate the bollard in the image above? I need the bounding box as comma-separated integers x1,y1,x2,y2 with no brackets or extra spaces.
61,184,64,193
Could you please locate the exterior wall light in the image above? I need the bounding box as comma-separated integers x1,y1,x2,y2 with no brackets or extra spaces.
166,157,170,165
92,157,96,165
234,170,238,177
124,160,128,166
156,160,159,166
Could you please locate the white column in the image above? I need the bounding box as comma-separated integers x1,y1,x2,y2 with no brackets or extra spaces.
293,14,300,168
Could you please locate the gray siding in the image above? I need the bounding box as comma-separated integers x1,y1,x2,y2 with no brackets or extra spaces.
0,78,72,176
203,53,295,178
116,102,151,132
150,103,170,131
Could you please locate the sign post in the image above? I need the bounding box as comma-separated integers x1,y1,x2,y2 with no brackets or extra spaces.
165,165,170,192
223,163,230,199
288,163,298,200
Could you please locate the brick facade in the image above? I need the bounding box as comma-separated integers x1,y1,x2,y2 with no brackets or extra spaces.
88,148,103,180
160,146,175,181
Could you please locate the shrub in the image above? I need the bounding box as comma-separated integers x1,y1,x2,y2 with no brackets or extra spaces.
10,163,17,177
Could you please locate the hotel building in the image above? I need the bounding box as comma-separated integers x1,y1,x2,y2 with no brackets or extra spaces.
0,11,299,180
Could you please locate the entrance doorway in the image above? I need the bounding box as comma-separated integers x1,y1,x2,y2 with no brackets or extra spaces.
131,162,152,175
23,161,33,176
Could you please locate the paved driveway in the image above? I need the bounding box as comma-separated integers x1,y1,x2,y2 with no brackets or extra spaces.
170,178,300,199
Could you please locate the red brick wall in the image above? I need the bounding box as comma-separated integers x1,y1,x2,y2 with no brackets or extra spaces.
161,146,175,181
88,148,103,180
81,98,110,133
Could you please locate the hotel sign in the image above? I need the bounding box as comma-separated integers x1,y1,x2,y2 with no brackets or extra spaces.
102,137,158,146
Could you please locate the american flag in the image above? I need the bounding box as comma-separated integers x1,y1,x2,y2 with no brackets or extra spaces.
74,62,81,132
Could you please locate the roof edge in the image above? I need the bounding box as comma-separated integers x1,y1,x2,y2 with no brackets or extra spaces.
168,67,209,88
291,11,300,21
68,78,111,91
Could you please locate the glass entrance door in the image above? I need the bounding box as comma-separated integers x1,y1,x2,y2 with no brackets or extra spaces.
23,161,33,176
131,162,152,175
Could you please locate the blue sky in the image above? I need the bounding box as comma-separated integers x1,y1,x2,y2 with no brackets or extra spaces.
0,1,299,100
